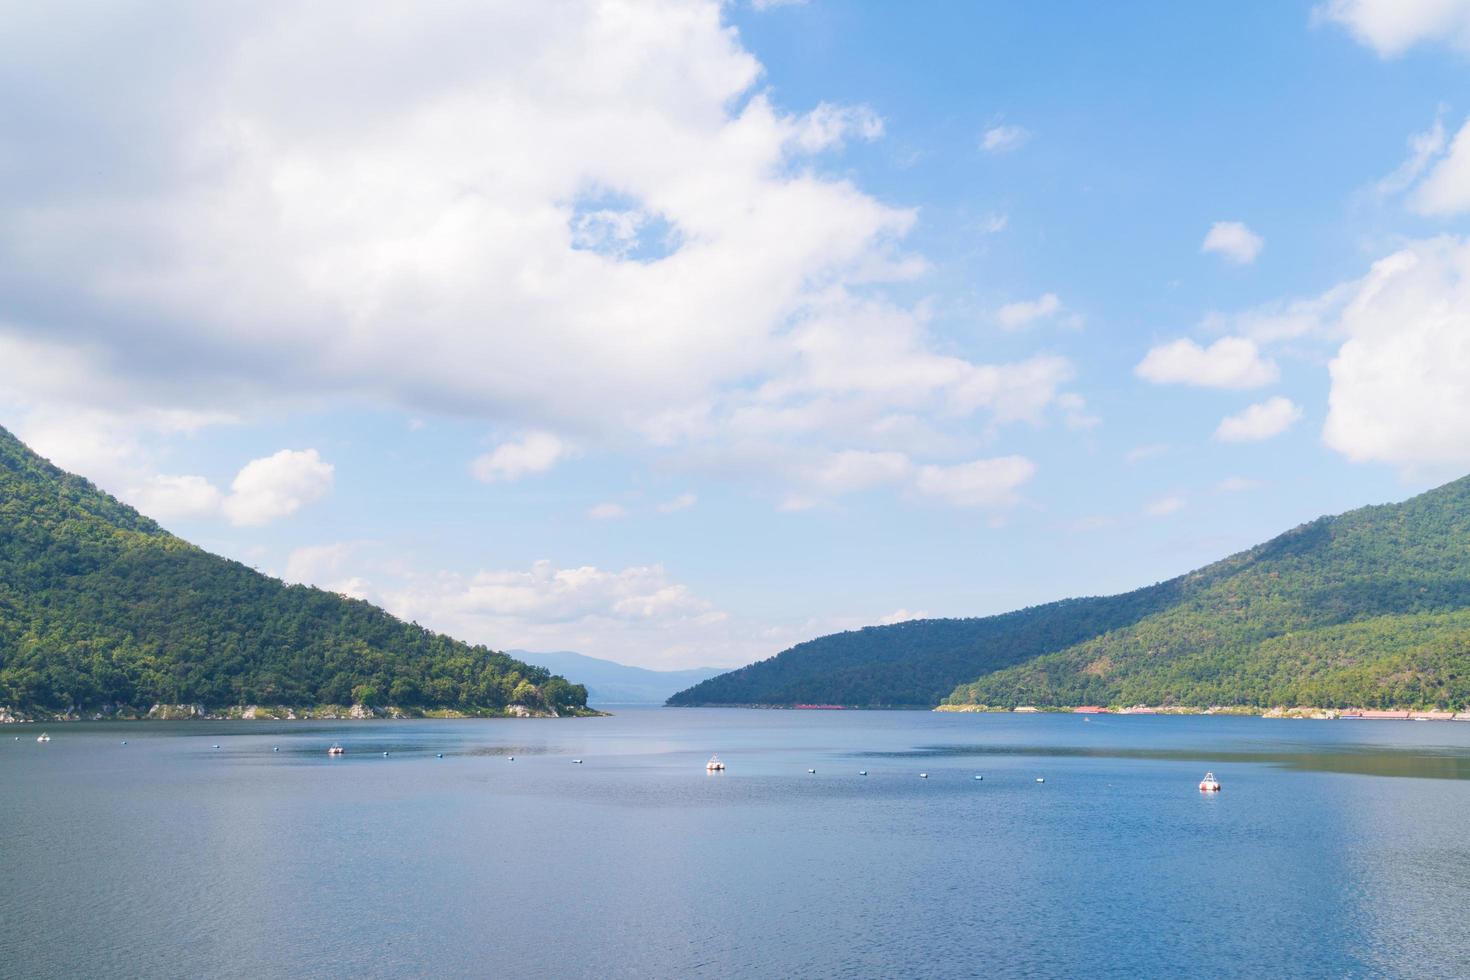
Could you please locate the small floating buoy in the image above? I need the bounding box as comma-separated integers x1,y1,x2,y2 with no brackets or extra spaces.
1198,771,1221,792
121,740,127,745
273,746,279,752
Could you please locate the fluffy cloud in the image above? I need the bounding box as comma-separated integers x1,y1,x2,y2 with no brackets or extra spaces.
118,448,335,526
1201,221,1264,265
129,475,225,522
913,456,1036,508
792,102,884,152
1214,397,1303,442
220,449,335,526
471,432,568,482
383,559,733,667
1317,0,1470,56
1323,237,1470,465
1135,337,1278,388
996,293,1061,330
0,0,1080,510
1411,116,1470,215
586,502,629,520
982,124,1031,153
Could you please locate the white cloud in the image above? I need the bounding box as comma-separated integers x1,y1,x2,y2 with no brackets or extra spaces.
586,501,628,520
381,558,738,668
1316,0,1470,56
875,608,929,625
792,103,884,153
472,431,568,482
1379,113,1448,195
751,0,807,8
1056,392,1101,431
982,124,1031,153
129,474,225,522
1135,336,1278,388
220,449,334,526
996,293,1062,330
913,455,1036,508
1201,221,1264,265
1215,397,1303,442
656,492,698,513
1411,115,1470,215
1323,237,1470,465
0,1,1074,510
1145,495,1186,517
1214,476,1262,493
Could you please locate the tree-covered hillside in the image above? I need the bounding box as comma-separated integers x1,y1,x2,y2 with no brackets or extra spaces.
0,425,589,716
671,476,1470,710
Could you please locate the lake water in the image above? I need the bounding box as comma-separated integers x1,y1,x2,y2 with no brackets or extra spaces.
3,708,1469,978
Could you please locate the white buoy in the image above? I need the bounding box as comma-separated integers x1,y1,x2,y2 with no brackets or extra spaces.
273,746,279,752
121,740,127,745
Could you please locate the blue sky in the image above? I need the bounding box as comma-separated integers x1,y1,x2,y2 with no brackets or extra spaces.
4,0,1470,668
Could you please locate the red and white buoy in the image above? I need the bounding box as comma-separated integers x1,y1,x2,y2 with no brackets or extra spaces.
1198,771,1221,792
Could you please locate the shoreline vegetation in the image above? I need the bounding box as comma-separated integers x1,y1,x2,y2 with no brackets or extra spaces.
0,702,606,723
934,704,1470,720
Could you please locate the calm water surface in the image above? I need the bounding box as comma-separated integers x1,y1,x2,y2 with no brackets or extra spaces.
3,709,1469,978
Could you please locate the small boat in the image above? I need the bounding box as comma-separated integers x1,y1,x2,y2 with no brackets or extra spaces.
1036,777,1045,783
572,759,582,764
1199,771,1221,792
437,753,443,758
706,754,725,771
807,768,816,774
919,772,928,779
383,751,389,757
974,775,983,780
36,733,50,743
327,744,345,756
859,770,868,776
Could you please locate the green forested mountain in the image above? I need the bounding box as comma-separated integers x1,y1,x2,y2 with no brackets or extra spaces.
670,476,1470,710
0,425,589,717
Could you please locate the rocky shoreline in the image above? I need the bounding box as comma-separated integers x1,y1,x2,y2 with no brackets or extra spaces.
0,702,602,723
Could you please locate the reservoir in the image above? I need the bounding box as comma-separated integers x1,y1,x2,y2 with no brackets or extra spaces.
3,709,1468,977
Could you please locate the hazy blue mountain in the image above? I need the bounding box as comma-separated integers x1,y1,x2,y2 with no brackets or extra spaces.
514,650,724,704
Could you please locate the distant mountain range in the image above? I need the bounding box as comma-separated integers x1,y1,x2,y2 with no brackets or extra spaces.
669,476,1470,711
0,424,591,718
514,650,723,704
